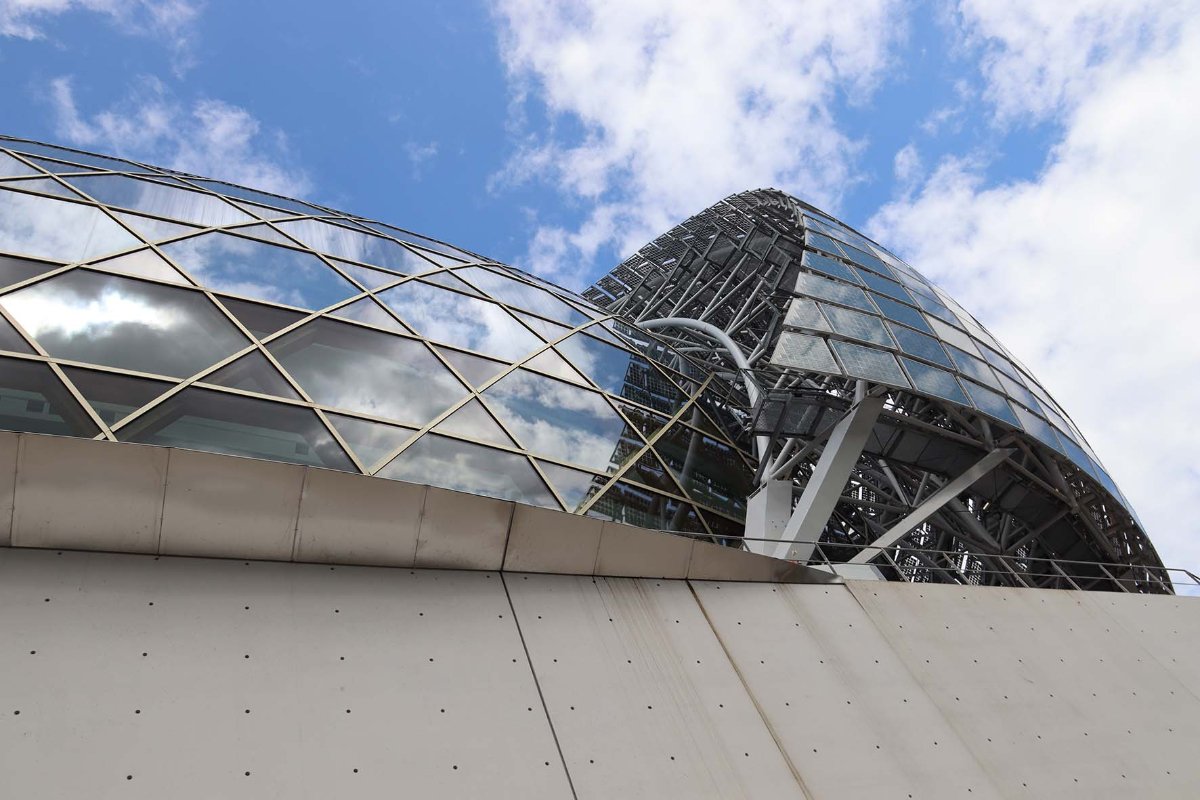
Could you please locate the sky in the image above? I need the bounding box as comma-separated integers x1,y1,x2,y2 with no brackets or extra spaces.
1,0,1198,571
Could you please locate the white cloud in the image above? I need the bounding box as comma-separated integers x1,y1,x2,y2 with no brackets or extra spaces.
404,140,439,179
870,6,1200,569
0,0,201,72
49,76,312,198
490,0,907,284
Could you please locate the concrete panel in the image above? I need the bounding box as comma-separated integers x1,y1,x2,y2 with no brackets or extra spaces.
415,486,512,570
503,505,602,575
159,450,304,560
0,430,17,547
506,573,805,799
692,581,1001,800
593,521,693,579
12,435,167,554
848,581,1200,797
1082,591,1200,698
294,468,424,567
0,548,572,800
688,539,840,584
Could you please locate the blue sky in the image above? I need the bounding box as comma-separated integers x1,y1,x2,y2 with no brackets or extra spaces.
1,0,1198,569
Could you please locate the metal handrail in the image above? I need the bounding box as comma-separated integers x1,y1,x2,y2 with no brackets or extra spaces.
661,531,1198,594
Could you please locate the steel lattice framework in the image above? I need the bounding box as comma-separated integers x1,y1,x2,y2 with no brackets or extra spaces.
585,189,1167,591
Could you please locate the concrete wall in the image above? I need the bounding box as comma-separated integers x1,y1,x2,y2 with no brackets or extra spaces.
2,547,1198,799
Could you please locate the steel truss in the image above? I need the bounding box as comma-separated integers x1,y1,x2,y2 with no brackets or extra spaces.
587,189,1167,592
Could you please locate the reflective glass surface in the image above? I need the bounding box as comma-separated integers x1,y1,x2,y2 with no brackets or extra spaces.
61,367,172,427
326,412,415,470
329,296,407,333
326,413,415,468
484,369,632,471
0,190,140,262
92,249,189,284
0,356,98,436
377,280,543,361
456,267,590,326
268,318,466,425
656,423,751,518
378,434,556,507
0,312,33,353
66,175,253,227
119,386,353,470
436,399,517,447
202,350,301,399
0,254,59,289
277,219,428,273
1,270,248,377
889,323,954,368
586,481,706,534
536,460,603,512
161,233,358,311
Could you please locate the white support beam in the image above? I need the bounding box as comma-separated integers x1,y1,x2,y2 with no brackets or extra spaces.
750,396,885,561
849,447,1014,564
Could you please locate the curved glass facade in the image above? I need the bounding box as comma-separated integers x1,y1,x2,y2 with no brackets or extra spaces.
0,137,752,539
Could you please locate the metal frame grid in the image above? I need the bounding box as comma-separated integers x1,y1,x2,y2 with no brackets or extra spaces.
0,136,755,540
585,188,1164,587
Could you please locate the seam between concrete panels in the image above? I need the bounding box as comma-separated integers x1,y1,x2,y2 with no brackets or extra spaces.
289,466,312,562
499,571,579,800
408,484,429,567
153,446,171,555
839,582,1003,794
5,433,21,546
685,579,815,800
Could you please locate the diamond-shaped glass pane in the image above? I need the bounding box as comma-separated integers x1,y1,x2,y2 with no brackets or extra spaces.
456,267,590,327
0,356,98,436
202,350,300,400
378,434,556,508
484,369,631,472
326,412,415,469
161,233,358,311
66,175,253,227
118,386,353,470
377,280,542,362
0,190,140,262
277,219,427,273
267,318,466,426
61,366,172,428
1,270,247,377
435,399,517,448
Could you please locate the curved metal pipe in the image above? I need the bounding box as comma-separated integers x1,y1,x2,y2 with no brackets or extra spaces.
637,317,761,405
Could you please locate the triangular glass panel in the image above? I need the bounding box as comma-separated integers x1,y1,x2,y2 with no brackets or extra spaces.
434,346,508,388
0,152,40,178
0,356,99,437
407,246,465,267
536,460,605,512
434,399,517,447
60,366,173,427
110,211,198,244
525,349,586,384
0,312,34,353
329,296,407,333
377,433,557,508
326,412,416,469
421,269,484,296
67,175,255,227
234,200,292,220
225,223,298,247
335,260,404,290
161,232,359,311
2,176,85,200
202,350,300,399
15,144,138,172
0,254,60,290
623,448,684,495
91,248,189,284
615,402,669,439
513,311,570,342
217,295,306,339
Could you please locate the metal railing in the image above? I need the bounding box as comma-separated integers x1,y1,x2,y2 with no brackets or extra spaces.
669,531,1200,596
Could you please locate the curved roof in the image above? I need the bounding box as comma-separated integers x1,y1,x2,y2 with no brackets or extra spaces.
585,188,1161,575
0,136,752,540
